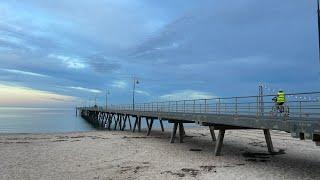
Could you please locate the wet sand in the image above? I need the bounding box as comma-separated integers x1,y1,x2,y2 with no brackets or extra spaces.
0,128,320,180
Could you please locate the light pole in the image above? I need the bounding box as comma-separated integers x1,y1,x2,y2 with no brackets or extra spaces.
132,77,139,111
317,0,320,63
105,89,110,110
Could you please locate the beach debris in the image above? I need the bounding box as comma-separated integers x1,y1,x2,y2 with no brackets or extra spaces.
242,150,285,162
181,168,200,177
200,165,216,172
189,148,202,151
161,171,186,177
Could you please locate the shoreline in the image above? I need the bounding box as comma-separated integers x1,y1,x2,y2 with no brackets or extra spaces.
1,127,320,179
0,130,99,136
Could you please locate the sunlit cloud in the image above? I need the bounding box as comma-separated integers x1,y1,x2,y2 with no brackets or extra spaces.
0,83,77,107
0,68,50,78
67,86,101,93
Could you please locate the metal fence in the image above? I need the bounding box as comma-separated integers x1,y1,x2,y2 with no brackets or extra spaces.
96,92,320,119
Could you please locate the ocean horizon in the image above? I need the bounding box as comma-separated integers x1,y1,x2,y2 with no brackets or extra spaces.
0,107,95,133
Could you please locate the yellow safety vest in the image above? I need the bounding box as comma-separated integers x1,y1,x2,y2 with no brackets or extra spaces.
277,92,285,103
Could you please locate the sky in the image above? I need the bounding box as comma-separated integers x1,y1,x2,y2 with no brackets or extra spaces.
0,0,320,108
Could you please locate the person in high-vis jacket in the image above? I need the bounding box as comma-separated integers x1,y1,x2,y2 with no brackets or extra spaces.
276,90,285,105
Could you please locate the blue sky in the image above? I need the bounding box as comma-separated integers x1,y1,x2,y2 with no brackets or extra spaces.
0,0,319,107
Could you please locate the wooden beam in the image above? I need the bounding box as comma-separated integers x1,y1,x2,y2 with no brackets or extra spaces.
168,120,194,123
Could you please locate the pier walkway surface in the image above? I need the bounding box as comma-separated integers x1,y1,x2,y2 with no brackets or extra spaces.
77,92,320,156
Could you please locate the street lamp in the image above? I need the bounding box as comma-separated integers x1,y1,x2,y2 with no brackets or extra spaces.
94,96,97,109
317,0,320,63
132,77,139,111
106,89,110,110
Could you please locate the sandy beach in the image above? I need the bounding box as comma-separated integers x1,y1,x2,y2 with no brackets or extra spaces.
1,127,320,180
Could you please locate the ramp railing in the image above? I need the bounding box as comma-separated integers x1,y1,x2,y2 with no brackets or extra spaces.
92,92,320,120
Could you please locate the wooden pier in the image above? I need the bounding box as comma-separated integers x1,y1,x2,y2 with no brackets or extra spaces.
77,92,320,156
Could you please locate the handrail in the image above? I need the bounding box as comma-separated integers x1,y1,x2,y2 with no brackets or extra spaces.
79,91,320,120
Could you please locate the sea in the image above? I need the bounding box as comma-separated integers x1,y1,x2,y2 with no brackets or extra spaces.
0,107,95,133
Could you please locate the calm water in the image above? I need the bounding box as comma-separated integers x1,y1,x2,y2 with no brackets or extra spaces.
0,107,94,133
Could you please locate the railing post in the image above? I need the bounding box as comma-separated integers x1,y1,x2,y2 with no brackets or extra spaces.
256,96,259,118
205,99,207,113
218,98,221,115
157,102,159,112
176,101,178,112
193,100,196,113
235,97,238,116
216,101,218,114
299,101,302,118
184,100,186,113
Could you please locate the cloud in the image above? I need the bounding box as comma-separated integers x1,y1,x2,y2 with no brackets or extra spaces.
135,90,150,96
86,54,121,73
48,54,87,69
67,86,101,93
111,80,127,89
0,68,50,78
0,0,319,107
160,90,215,101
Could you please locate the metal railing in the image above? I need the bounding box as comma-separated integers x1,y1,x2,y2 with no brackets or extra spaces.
84,92,320,120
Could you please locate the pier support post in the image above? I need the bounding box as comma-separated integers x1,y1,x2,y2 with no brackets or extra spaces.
146,117,150,129
118,114,123,130
128,116,132,130
214,129,225,156
209,126,216,141
138,116,142,132
121,115,127,131
160,120,164,132
170,123,178,143
178,123,184,143
114,114,120,130
104,113,108,129
147,118,154,136
170,122,185,143
263,129,274,153
133,116,138,132
107,114,113,130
